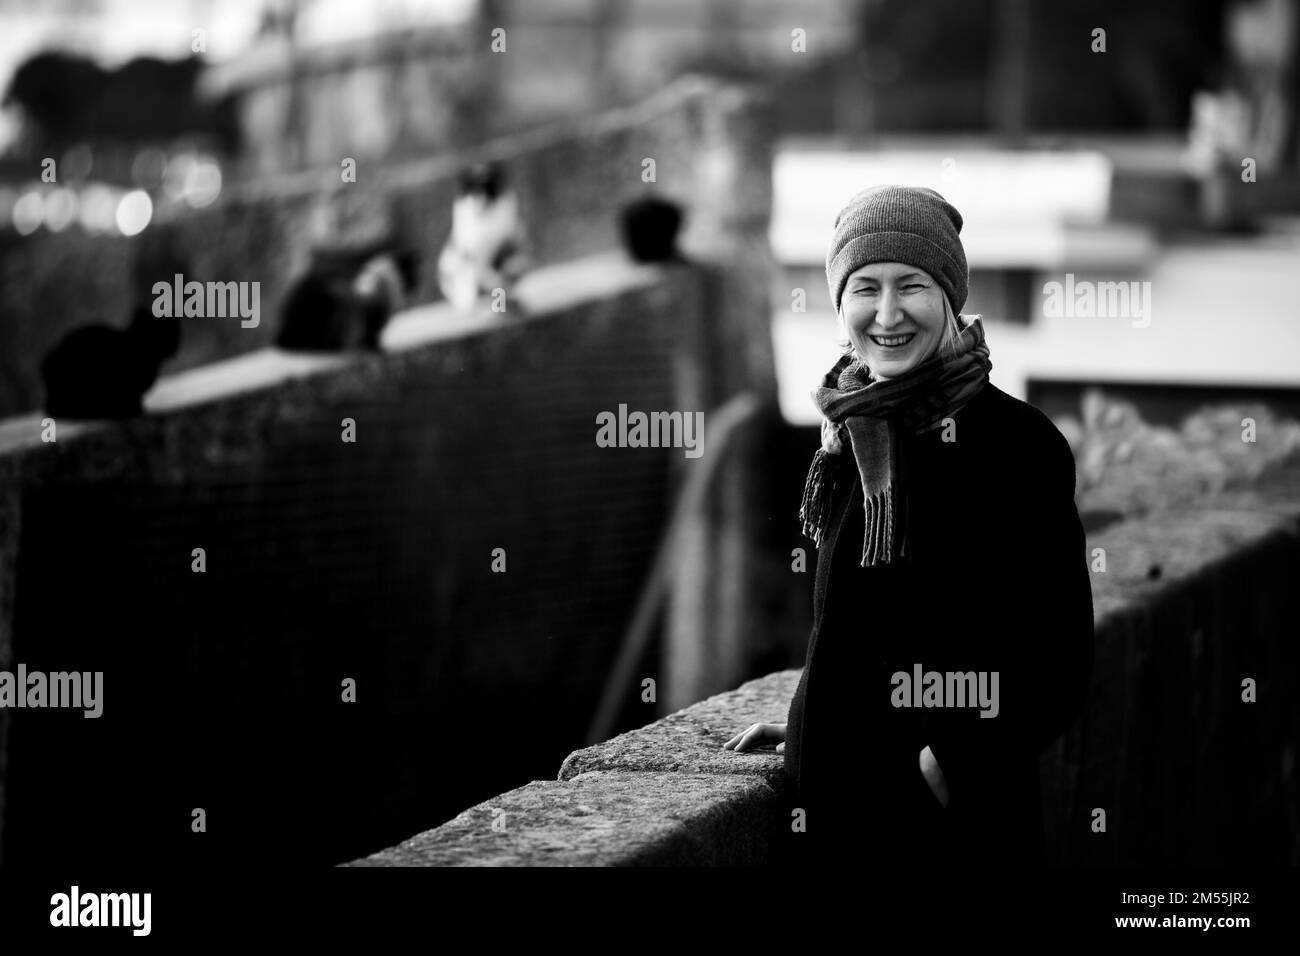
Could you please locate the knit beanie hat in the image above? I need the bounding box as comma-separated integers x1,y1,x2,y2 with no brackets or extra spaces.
825,185,969,316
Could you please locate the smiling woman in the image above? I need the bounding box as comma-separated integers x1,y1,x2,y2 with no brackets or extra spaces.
839,262,965,378
726,185,1095,868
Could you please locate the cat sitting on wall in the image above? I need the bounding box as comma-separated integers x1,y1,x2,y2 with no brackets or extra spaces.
436,161,530,312
275,242,418,352
41,246,185,419
618,196,686,264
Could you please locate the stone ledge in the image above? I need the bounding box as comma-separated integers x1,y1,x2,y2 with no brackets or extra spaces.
344,671,798,866
1086,499,1300,627
344,770,784,867
558,670,797,789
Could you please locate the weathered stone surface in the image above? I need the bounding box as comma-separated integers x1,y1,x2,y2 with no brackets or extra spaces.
345,770,782,867
1087,503,1300,629
344,672,798,866
558,670,798,789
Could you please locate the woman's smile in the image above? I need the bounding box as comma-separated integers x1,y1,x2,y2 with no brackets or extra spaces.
869,332,916,349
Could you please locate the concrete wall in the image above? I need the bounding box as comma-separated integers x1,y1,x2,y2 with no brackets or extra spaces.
0,251,781,867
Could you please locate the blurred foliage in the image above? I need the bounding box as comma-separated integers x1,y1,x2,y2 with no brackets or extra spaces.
1062,389,1300,518
2,51,239,158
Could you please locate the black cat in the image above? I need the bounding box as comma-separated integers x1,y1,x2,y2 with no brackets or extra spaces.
43,236,185,420
276,243,419,352
619,196,686,264
42,303,182,419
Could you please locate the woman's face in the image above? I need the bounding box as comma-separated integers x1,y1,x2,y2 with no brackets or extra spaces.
839,262,946,380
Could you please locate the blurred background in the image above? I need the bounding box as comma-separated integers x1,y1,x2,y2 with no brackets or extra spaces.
0,0,1297,868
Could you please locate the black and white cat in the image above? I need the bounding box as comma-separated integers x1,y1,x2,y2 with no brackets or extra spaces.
275,243,418,352
436,161,529,312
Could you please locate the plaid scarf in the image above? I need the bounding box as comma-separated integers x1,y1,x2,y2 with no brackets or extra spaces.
799,317,992,566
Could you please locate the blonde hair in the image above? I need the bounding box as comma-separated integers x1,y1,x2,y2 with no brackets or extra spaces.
835,292,978,365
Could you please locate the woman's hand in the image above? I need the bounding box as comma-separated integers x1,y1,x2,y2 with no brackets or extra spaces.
723,722,786,754
919,744,950,808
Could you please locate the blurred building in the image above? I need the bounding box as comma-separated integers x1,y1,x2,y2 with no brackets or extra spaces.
198,3,486,177
198,0,867,177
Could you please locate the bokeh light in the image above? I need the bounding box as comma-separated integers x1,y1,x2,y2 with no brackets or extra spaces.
43,188,79,232
115,190,153,236
78,184,119,234
61,143,95,182
184,159,223,208
12,191,43,235
130,148,168,190
163,152,194,201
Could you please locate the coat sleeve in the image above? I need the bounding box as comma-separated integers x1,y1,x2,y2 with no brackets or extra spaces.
920,423,1095,802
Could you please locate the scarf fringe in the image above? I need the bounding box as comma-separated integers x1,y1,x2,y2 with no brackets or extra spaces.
801,455,912,565
860,483,908,566
798,448,837,545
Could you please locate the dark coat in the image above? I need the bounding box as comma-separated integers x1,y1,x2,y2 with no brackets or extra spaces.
782,381,1094,865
